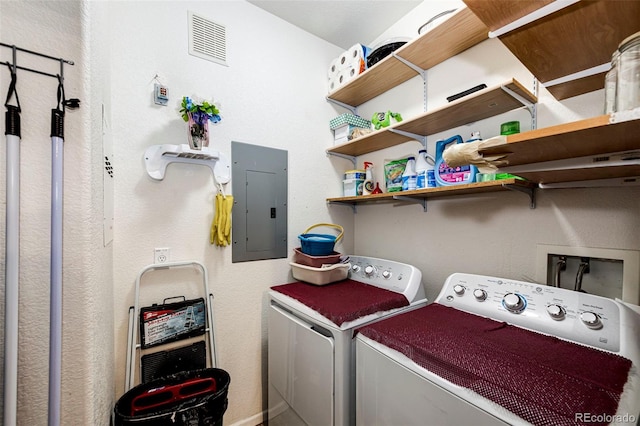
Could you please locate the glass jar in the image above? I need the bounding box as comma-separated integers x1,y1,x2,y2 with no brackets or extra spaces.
604,50,619,114
616,31,640,112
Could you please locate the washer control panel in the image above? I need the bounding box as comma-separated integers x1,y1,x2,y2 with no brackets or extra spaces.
347,255,425,304
435,273,622,352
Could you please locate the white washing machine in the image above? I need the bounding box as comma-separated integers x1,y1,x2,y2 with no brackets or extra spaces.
268,255,427,426
356,273,640,426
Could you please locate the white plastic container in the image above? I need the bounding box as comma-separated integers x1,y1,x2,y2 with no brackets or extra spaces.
401,156,417,191
290,262,350,286
416,149,435,189
343,179,364,196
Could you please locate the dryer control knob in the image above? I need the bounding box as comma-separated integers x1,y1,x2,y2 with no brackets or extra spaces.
453,285,465,296
503,293,526,313
546,304,566,320
580,311,603,330
473,289,487,301
351,265,361,273
364,265,376,276
382,270,392,279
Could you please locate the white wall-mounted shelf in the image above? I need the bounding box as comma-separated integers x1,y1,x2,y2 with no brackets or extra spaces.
144,144,231,183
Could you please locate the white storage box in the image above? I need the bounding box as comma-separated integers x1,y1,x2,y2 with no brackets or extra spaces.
343,179,364,196
330,114,371,144
290,262,350,285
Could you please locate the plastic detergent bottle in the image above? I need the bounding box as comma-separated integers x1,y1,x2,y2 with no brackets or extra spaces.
402,156,417,191
434,135,477,186
416,149,435,189
363,162,374,195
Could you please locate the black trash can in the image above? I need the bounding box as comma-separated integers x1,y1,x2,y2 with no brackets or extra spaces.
114,368,230,426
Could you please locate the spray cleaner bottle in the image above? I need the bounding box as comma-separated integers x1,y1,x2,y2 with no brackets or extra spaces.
363,162,374,196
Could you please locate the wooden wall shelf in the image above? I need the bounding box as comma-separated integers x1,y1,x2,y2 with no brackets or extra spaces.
463,0,640,100
479,115,640,184
326,7,488,106
327,179,537,209
327,79,537,158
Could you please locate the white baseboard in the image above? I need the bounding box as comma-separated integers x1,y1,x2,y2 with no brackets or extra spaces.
228,410,266,426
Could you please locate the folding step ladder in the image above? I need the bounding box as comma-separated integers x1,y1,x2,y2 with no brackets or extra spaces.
125,261,218,391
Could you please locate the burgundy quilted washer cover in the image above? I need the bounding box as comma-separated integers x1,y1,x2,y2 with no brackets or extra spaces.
357,304,632,426
271,279,409,327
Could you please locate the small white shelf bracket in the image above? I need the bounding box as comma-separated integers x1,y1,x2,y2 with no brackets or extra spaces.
488,0,580,38
392,195,428,212
388,129,428,149
326,151,357,166
144,144,231,183
500,84,537,130
544,63,611,89
393,53,428,111
326,97,358,115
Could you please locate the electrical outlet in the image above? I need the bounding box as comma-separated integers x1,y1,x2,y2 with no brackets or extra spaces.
154,247,170,264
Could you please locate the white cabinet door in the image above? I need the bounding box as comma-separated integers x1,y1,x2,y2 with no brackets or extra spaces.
269,304,335,426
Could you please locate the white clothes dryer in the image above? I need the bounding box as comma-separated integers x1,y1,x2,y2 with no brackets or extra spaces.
268,255,427,426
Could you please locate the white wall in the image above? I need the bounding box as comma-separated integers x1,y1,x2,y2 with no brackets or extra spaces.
108,1,350,424
0,0,113,424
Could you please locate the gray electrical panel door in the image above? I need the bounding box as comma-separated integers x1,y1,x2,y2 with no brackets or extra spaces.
232,142,287,262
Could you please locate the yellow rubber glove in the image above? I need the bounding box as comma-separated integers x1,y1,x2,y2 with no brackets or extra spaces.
217,196,226,246
223,195,233,245
210,193,222,245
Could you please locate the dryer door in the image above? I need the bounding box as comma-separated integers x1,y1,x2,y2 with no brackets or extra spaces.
269,303,335,426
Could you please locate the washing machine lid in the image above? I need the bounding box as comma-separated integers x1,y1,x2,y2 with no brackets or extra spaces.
356,304,634,426
270,279,410,329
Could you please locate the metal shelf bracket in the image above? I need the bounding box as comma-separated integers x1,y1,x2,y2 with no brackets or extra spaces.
392,195,428,212
502,183,536,209
326,97,357,115
327,200,357,213
388,129,427,148
393,53,428,111
501,83,537,130
326,151,357,166
488,0,580,38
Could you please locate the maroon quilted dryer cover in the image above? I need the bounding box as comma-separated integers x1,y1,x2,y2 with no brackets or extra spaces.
271,279,409,326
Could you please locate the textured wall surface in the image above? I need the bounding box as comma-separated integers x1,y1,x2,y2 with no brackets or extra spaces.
107,2,351,425
0,0,114,425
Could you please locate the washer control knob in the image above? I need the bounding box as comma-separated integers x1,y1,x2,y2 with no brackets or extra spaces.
364,265,376,276
580,311,603,330
382,270,392,279
502,293,526,313
546,304,566,320
453,285,465,296
473,289,487,301
351,265,361,273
